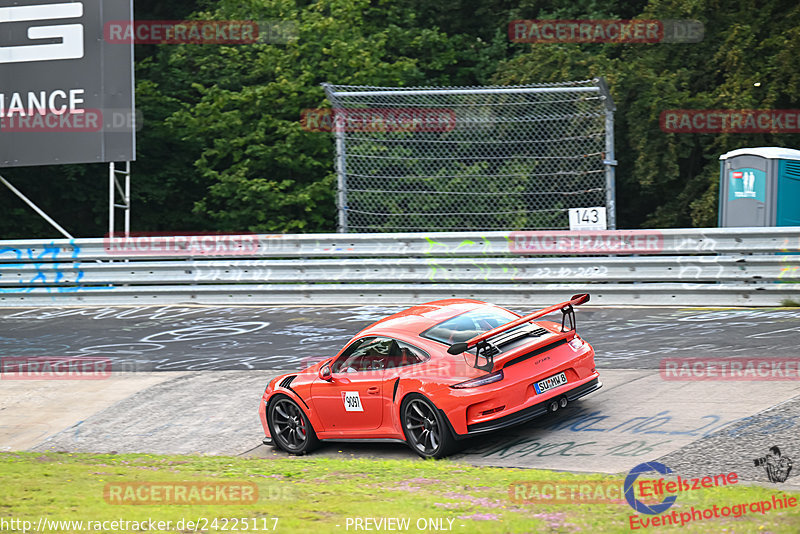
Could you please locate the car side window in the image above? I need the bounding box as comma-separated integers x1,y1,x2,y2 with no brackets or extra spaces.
383,340,429,370
332,337,395,373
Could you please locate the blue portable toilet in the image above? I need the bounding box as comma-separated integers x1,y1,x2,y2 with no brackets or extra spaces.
719,147,800,227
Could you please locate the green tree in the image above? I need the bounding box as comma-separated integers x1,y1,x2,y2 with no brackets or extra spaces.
494,0,800,228
162,0,481,232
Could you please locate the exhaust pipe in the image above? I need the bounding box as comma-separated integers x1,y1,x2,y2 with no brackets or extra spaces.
548,400,559,412
559,397,568,409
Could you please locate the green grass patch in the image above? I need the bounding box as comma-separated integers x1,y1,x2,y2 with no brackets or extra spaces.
1,451,798,533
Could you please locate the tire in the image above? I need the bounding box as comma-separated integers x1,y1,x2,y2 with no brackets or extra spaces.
401,394,455,459
267,395,319,455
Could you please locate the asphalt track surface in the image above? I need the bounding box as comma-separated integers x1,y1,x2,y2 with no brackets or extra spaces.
1,304,800,489
2,304,800,371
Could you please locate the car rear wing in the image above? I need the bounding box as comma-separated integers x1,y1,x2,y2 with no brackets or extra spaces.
447,293,590,359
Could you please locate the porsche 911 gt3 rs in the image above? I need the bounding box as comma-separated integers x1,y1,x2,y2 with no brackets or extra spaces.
259,294,601,458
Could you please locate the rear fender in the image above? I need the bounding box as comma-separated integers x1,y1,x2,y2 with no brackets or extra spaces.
393,383,455,441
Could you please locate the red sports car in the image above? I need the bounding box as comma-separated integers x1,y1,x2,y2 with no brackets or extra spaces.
259,294,601,458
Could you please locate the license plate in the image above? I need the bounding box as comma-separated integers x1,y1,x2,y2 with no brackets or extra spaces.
534,372,567,394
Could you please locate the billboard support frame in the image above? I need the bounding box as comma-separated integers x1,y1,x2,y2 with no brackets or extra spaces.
109,161,131,238
0,173,74,239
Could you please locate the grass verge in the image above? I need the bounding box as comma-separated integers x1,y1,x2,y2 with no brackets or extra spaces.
1,451,799,533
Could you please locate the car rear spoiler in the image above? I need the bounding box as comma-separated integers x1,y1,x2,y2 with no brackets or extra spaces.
447,293,590,357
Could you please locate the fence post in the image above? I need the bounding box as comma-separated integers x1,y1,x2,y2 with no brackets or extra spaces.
596,77,617,230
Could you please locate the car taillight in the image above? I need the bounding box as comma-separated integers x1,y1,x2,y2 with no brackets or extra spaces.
569,336,585,350
451,370,504,389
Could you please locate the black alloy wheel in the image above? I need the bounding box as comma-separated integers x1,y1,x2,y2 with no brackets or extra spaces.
402,395,454,458
268,396,318,455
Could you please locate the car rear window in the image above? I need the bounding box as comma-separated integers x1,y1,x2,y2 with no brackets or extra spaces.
422,308,518,345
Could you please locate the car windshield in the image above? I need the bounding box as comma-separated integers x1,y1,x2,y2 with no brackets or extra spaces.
422,308,518,345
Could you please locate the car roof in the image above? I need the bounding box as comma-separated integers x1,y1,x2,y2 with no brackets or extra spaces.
357,299,513,339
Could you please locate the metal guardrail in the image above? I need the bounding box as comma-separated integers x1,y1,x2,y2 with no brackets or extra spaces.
0,228,798,306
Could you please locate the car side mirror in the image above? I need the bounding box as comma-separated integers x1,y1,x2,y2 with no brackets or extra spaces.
319,363,332,381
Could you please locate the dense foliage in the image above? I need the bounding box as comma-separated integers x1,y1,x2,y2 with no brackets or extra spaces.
1,0,798,237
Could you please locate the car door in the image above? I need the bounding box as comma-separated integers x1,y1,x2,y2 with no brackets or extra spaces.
310,337,390,433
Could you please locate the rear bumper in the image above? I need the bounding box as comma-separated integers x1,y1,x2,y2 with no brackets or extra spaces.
449,377,602,438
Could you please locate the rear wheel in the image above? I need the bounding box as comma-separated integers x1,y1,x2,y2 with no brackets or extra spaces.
267,396,318,455
401,395,455,459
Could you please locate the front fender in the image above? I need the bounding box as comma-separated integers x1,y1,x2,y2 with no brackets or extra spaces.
261,385,316,437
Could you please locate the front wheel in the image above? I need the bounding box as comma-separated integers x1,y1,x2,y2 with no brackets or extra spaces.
401,395,455,459
267,396,319,455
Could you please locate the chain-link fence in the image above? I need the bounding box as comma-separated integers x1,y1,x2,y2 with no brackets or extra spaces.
323,79,616,233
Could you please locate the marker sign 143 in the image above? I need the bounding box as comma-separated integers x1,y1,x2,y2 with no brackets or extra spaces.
568,207,607,231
